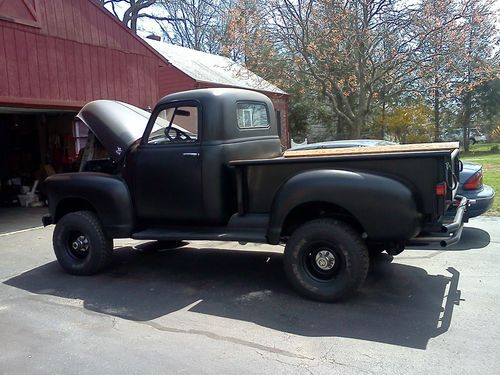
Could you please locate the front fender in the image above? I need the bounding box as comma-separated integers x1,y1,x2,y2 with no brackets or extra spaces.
45,172,134,238
267,169,421,244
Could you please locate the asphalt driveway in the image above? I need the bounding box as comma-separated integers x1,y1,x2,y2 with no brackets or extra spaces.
0,217,499,374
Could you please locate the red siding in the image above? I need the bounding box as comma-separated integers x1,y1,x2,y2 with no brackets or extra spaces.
158,64,196,97
0,0,162,109
269,94,290,147
0,29,8,97
0,0,289,139
4,27,21,97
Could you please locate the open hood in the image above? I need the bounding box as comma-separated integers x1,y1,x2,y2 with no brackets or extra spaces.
76,100,152,162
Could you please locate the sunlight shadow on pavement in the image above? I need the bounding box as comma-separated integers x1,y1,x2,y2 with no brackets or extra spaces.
407,226,490,251
4,245,461,350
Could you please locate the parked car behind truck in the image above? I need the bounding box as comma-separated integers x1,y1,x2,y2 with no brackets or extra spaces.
43,88,468,302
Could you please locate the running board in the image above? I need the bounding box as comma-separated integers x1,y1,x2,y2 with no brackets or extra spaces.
131,227,268,243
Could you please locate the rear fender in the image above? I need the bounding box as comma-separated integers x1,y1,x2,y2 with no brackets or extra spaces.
45,172,134,238
267,169,421,244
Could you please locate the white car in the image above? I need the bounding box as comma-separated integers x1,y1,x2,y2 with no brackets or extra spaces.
469,128,487,144
444,128,486,144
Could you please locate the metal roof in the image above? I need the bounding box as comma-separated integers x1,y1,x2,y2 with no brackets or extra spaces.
144,38,287,95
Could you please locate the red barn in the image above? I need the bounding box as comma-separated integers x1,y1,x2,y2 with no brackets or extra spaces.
0,0,166,187
0,0,288,206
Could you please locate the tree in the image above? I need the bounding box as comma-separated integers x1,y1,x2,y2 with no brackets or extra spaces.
98,0,499,143
406,0,499,148
269,0,469,138
222,0,285,79
415,0,466,141
99,0,155,32
153,0,231,53
382,104,434,143
454,1,499,151
99,0,184,33
474,79,500,136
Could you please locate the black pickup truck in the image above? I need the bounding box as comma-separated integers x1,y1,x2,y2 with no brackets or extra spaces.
43,88,468,301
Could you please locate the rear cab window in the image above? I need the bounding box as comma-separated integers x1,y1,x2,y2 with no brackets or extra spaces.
237,102,270,129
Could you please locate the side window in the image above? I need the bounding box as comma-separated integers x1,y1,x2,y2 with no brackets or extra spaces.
237,102,270,129
147,106,198,145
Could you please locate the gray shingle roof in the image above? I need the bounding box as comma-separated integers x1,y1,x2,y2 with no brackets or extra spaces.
144,38,287,95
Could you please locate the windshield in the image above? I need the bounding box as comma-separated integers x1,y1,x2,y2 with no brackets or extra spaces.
147,106,198,144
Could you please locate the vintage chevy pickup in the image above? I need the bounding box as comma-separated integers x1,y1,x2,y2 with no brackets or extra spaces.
43,88,468,301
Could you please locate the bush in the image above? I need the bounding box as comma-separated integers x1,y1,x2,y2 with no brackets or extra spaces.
491,144,499,153
492,126,500,142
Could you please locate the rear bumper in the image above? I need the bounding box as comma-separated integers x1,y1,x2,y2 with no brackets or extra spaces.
409,195,468,248
455,185,494,218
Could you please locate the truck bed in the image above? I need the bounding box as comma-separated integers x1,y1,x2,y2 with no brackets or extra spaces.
231,144,461,223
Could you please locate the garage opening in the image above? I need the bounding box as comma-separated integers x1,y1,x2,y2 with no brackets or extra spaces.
0,107,78,233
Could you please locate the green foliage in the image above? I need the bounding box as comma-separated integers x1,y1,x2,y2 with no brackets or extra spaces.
475,80,500,135
379,104,434,143
288,98,312,139
288,93,336,140
476,80,500,116
469,142,500,153
492,126,500,142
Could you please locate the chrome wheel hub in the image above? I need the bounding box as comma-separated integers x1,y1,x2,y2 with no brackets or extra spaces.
71,235,89,253
315,250,336,271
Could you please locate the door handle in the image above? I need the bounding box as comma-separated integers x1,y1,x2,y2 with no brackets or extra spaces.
182,152,199,157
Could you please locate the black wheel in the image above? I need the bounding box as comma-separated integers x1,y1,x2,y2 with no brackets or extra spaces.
368,244,386,256
53,211,113,275
470,138,476,145
284,219,369,302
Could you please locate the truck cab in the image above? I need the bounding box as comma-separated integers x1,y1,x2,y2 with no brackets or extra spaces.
124,89,281,227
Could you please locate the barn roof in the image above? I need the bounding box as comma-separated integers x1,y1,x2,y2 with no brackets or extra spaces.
144,38,287,95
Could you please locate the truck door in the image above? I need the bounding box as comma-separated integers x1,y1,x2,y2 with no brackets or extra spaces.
133,103,203,224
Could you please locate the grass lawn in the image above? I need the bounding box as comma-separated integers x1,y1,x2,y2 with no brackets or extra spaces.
467,142,500,153
462,150,500,216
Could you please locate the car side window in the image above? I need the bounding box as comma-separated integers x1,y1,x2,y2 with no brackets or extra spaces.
147,106,199,145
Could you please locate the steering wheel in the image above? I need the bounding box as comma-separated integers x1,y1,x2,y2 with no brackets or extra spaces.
164,127,192,142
